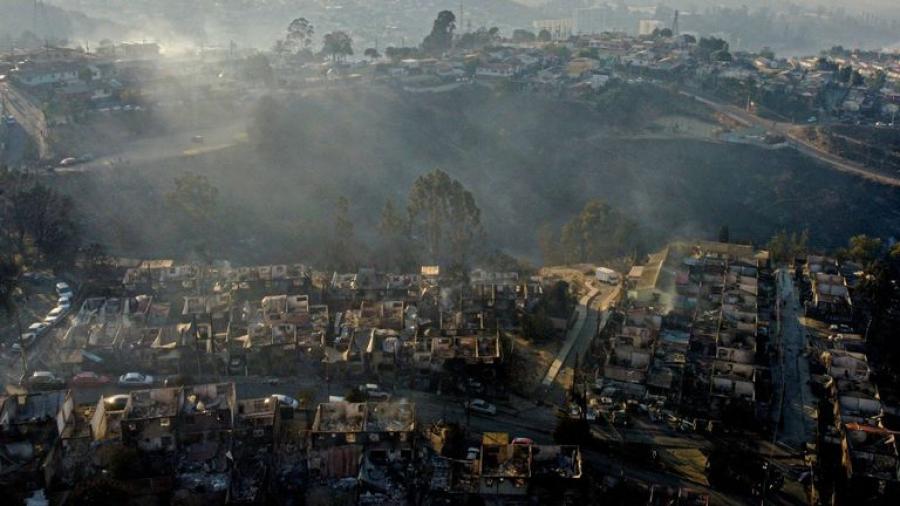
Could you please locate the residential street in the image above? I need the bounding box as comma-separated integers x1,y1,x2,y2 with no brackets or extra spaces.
774,269,817,450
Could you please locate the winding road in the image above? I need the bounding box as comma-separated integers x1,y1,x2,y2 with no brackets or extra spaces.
680,90,900,188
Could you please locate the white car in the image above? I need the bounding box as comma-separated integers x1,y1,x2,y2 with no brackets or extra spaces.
118,372,154,387
28,322,49,335
26,370,65,388
464,399,497,416
55,282,73,297
266,394,300,409
58,157,78,167
44,306,67,324
11,332,36,351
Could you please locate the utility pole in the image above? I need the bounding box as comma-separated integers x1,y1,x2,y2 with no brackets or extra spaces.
15,304,28,379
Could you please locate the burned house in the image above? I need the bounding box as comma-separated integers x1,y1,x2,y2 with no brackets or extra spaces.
431,432,581,500
807,272,853,322
121,387,182,452
0,391,68,495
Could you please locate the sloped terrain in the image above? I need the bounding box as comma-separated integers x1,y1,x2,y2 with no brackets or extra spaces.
56,86,900,264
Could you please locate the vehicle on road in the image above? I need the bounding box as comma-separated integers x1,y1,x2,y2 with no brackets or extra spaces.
44,305,68,324
70,371,112,387
58,157,79,167
24,371,66,390
267,394,300,409
512,437,534,445
118,372,154,387
464,399,497,416
28,322,49,335
191,135,205,144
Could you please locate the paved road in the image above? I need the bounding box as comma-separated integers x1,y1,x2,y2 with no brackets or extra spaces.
680,91,900,188
774,269,816,450
542,283,620,388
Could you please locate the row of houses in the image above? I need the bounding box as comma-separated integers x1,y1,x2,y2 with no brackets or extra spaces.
1,383,581,504
42,261,548,405
598,241,772,423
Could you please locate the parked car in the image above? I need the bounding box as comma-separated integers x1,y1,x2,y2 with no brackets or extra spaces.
512,437,534,445
191,135,205,144
267,394,300,409
56,282,73,297
360,383,391,401
70,371,112,387
58,157,79,167
44,306,68,324
11,332,36,351
464,399,497,416
28,322,49,335
104,394,130,411
466,447,481,460
25,371,65,390
118,372,154,387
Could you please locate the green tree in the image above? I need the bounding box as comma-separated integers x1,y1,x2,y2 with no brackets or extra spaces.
890,242,900,260
846,234,883,265
558,199,639,263
8,182,79,264
712,49,733,62
767,230,789,264
321,31,354,62
364,47,380,61
422,10,456,55
407,169,483,266
537,29,552,42
286,17,315,52
767,229,808,265
512,29,536,43
521,306,555,341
